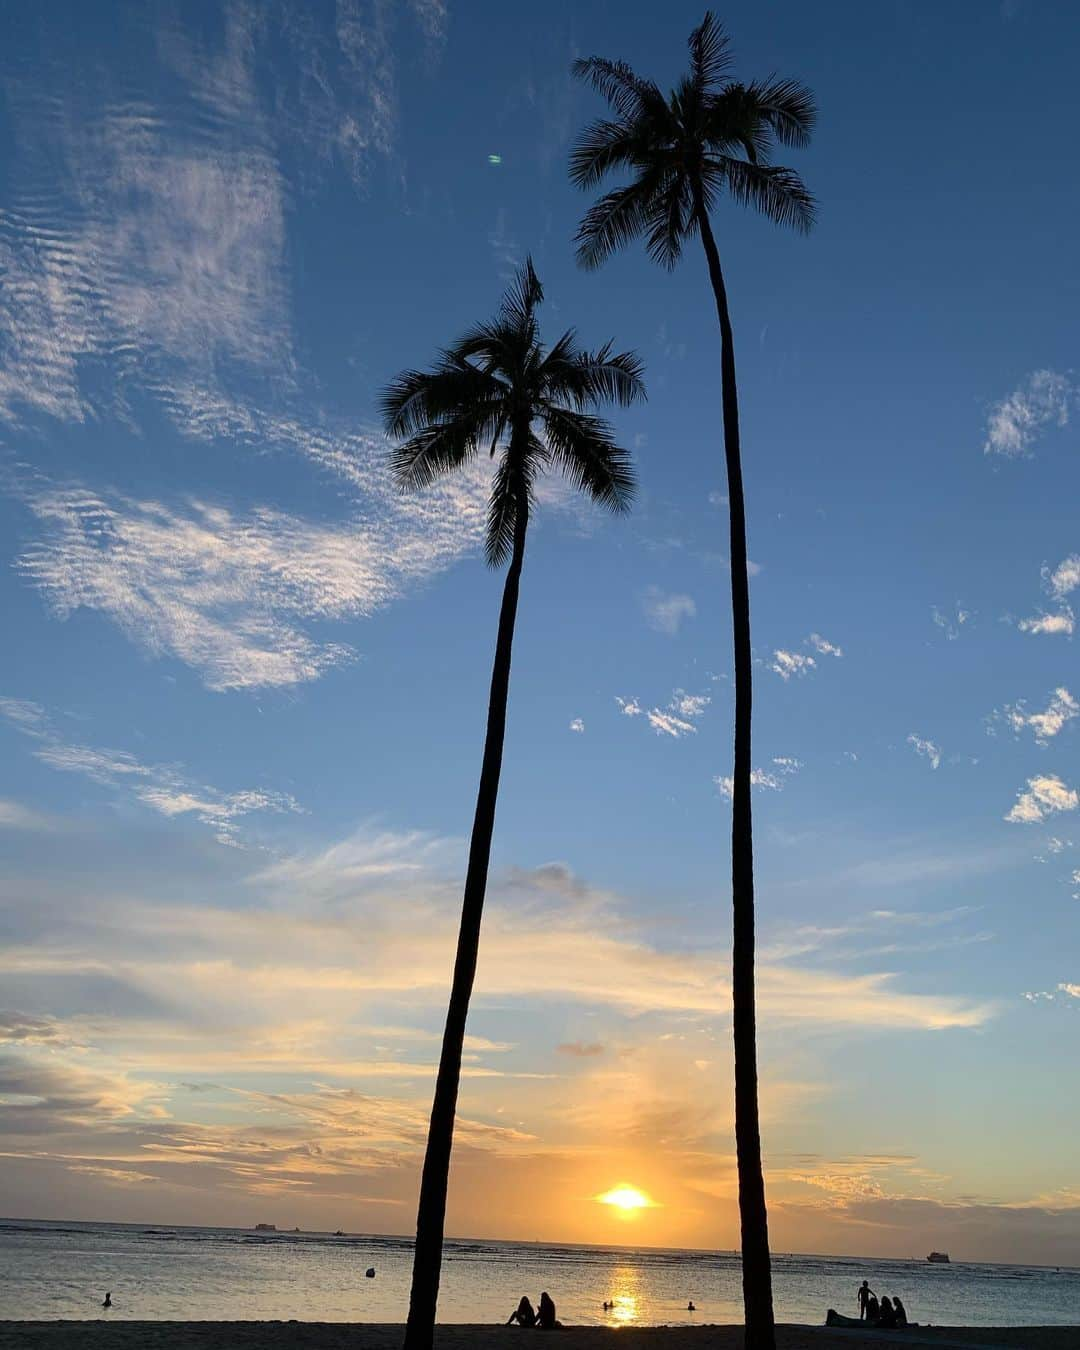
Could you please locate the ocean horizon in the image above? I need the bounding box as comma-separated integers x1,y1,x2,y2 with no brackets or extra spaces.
3,1218,1077,1328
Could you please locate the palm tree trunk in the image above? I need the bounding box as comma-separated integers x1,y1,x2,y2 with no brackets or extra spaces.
402,496,529,1350
693,183,776,1350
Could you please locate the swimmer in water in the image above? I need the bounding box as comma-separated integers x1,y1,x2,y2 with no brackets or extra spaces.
102,1292,112,1309
687,1301,696,1311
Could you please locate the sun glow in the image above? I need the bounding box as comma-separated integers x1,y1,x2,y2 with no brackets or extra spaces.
596,1184,656,1215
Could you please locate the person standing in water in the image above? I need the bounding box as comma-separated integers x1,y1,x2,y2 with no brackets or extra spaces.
857,1280,874,1320
102,1293,112,1309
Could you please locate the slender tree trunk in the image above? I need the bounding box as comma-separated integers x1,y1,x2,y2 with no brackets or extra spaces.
402,497,530,1350
693,184,776,1350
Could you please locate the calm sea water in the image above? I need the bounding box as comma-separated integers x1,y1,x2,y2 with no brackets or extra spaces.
1,1219,1076,1327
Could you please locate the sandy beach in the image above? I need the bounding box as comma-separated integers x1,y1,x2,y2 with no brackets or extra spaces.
0,1326,1074,1350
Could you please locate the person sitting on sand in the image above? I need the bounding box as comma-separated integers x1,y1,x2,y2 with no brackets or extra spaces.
893,1295,908,1327
102,1292,112,1309
537,1291,561,1329
877,1295,896,1328
865,1292,879,1323
507,1295,536,1327
857,1280,874,1320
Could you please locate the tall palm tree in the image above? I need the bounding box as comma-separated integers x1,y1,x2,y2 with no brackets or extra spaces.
569,16,815,1349
383,258,644,1350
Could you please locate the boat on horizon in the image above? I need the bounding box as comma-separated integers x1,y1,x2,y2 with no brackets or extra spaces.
927,1251,950,1263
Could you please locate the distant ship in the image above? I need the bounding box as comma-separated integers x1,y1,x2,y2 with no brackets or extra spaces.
254,1223,277,1232
927,1251,950,1263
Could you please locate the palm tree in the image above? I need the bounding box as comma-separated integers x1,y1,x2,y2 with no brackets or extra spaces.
383,258,644,1350
569,15,815,1349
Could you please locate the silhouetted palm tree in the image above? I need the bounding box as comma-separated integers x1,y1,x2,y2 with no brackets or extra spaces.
570,15,815,1348
383,258,644,1350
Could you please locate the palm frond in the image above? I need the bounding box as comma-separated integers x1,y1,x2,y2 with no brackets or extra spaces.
540,406,636,514
574,165,671,270
388,419,483,493
707,156,816,233
485,454,527,567
570,56,663,123
542,339,646,411
569,118,650,190
688,12,732,91
741,76,816,147
500,256,544,328
645,177,693,269
380,361,502,437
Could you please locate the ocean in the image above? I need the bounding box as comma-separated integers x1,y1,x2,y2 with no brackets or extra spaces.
1,1219,1076,1328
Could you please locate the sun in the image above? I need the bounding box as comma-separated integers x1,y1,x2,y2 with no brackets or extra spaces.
596,1184,657,1216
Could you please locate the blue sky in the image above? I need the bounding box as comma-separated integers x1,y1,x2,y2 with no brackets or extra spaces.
1,0,1079,1262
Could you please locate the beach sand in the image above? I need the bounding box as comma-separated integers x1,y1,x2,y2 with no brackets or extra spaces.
0,1325,1074,1350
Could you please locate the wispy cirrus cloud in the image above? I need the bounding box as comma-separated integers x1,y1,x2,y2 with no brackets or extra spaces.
616,689,711,740
716,757,801,800
0,696,300,846
641,586,696,635
907,734,942,770
932,604,971,640
983,370,1071,457
15,476,492,692
772,633,842,680
0,799,53,832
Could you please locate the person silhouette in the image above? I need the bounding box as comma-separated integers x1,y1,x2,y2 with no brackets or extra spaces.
506,1296,536,1327
537,1291,560,1329
857,1280,874,1320
893,1294,908,1327
687,1301,696,1311
878,1296,896,1328
865,1292,879,1323
102,1293,112,1309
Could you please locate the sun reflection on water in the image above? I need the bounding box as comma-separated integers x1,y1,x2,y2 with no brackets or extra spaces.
606,1265,641,1326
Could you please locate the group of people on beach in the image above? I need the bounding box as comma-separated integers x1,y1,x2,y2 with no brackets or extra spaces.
858,1279,908,1327
506,1292,560,1328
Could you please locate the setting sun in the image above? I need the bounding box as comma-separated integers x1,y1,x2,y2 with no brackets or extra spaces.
596,1185,657,1214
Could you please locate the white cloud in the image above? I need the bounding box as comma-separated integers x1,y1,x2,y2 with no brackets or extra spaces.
932,605,971,640
642,586,695,635
16,480,490,692
569,718,585,734
1017,556,1080,636
772,650,816,681
998,688,1078,744
1059,983,1080,999
1019,609,1075,636
1005,775,1080,824
617,688,711,740
0,799,51,831
1046,555,1080,599
670,690,711,719
647,710,697,739
0,0,446,426
983,370,1071,457
907,734,941,770
716,758,801,800
807,633,843,658
0,697,299,846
